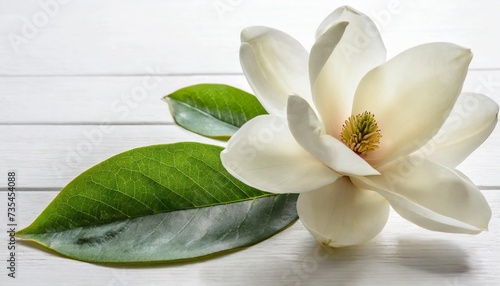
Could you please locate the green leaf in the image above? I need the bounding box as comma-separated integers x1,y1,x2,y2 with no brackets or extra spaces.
164,84,267,139
18,143,297,263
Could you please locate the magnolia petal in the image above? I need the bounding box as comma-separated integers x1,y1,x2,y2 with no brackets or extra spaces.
240,26,312,116
413,92,499,168
315,6,349,38
298,177,390,248
287,95,379,176
353,43,473,166
352,157,491,234
310,7,386,137
221,115,341,194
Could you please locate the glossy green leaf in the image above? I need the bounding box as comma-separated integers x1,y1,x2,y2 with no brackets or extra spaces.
18,143,298,263
164,84,267,139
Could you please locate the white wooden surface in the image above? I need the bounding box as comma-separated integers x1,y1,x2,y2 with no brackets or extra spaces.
1,1,500,285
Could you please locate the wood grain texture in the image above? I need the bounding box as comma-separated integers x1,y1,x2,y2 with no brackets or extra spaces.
0,75,250,124
1,0,500,75
0,191,499,285
0,124,498,189
1,0,500,285
1,70,499,124
0,125,222,189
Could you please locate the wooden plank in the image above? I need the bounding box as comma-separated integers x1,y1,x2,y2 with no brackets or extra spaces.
0,124,499,189
0,190,499,285
1,0,499,76
0,75,250,124
0,125,222,189
1,71,499,124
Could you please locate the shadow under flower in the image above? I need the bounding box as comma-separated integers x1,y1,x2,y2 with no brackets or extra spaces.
279,236,387,285
395,237,470,274
279,235,471,285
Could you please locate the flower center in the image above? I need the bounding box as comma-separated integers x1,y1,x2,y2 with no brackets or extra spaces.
340,111,381,156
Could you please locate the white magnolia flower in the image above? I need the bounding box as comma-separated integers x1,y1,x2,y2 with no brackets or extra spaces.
221,6,498,247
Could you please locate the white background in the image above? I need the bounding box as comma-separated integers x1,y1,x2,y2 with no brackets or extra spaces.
1,0,500,285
